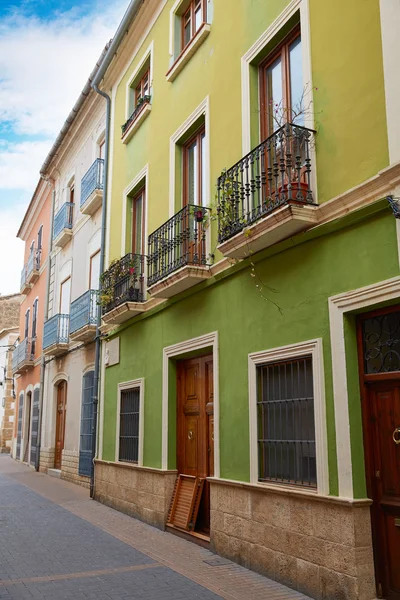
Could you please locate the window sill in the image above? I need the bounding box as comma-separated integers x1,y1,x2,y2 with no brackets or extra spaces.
166,23,211,83
121,103,152,145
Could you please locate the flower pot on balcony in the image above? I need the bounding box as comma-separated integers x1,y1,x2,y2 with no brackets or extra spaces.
194,210,204,223
278,180,309,202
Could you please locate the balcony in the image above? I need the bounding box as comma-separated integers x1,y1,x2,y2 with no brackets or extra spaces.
70,290,99,342
217,123,317,259
80,158,104,216
101,254,147,325
43,314,69,356
20,266,31,295
12,338,34,374
147,204,211,298
53,202,73,248
26,248,41,285
121,95,151,144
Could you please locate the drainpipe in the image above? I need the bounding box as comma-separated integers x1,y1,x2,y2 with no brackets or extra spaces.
90,84,111,498
35,183,55,471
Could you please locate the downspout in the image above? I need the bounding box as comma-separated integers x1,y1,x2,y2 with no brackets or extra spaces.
35,183,55,471
90,84,111,498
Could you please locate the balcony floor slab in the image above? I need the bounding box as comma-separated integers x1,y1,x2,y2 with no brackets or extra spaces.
148,265,211,299
69,324,97,343
102,300,153,325
20,283,31,295
43,343,69,357
217,203,318,260
80,189,103,216
13,360,34,375
54,229,72,249
27,270,40,286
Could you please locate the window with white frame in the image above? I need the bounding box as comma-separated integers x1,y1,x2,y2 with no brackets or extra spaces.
257,355,316,487
123,51,152,139
118,385,141,463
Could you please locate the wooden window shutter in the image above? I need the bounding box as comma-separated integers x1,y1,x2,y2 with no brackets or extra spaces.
167,475,204,531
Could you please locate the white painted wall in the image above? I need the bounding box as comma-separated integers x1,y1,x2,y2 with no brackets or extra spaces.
380,0,400,164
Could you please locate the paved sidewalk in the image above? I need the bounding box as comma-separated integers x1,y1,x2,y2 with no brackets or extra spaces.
0,456,311,599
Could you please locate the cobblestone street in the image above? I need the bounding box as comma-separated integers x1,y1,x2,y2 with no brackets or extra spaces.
0,456,312,600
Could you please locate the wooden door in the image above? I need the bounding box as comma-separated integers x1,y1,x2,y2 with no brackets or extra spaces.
365,381,400,599
177,354,213,534
358,308,400,599
55,381,67,470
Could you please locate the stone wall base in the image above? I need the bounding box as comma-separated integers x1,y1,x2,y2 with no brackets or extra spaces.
210,479,377,600
94,460,177,530
61,450,90,489
38,447,55,472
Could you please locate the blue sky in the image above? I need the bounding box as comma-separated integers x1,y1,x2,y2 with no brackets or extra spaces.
0,0,127,294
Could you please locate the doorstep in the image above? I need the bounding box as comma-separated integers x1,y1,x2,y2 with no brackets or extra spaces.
47,468,61,479
166,524,211,549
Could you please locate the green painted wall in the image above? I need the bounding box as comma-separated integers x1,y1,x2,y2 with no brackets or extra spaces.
103,210,399,494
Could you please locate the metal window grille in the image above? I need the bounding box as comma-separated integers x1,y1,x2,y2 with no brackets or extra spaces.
257,356,316,487
30,387,40,467
16,393,24,460
361,311,400,374
119,387,140,463
79,371,94,476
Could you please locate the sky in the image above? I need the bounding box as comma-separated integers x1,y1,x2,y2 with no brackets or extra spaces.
0,0,128,295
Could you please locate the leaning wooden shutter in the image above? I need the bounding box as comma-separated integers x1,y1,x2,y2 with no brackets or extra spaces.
167,475,204,531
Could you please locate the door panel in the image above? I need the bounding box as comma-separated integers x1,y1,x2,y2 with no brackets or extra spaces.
368,381,400,599
55,381,67,470
177,354,213,534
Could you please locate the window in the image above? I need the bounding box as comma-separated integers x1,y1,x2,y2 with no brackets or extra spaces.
131,190,145,254
31,299,38,355
99,139,105,160
134,69,150,106
89,250,101,290
183,126,206,207
29,240,34,255
60,277,71,315
24,309,30,339
79,371,94,477
182,0,207,50
37,225,43,251
257,356,316,487
69,183,75,205
260,27,303,137
119,387,140,463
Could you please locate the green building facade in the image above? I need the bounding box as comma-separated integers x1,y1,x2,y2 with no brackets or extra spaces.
94,1,400,598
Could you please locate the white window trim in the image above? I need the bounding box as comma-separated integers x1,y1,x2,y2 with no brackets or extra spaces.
116,378,144,467
169,95,210,217
121,164,149,261
329,275,400,499
162,331,219,476
240,0,317,200
168,0,213,60
248,338,329,495
125,41,154,121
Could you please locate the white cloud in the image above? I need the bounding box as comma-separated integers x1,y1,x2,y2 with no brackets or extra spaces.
0,2,127,137
0,204,25,295
0,140,52,192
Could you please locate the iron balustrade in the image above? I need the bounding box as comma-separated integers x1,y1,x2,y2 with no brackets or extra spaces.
43,314,69,349
101,253,145,314
12,338,34,371
20,266,27,291
53,202,74,240
26,248,41,278
217,123,316,244
80,158,104,208
147,204,210,287
70,290,99,334
121,95,151,136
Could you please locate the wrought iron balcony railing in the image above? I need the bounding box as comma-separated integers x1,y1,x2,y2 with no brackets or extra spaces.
217,123,315,244
121,95,151,136
43,314,69,349
148,204,210,287
101,253,145,314
53,202,74,240
12,338,34,371
80,159,104,207
27,248,41,278
70,290,99,334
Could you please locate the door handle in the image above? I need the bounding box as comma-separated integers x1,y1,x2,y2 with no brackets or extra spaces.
393,427,400,445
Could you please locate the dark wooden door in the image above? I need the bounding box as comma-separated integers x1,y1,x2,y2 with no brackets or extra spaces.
177,354,213,534
366,381,400,599
55,381,67,470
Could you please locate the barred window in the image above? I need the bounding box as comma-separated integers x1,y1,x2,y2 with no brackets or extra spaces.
257,356,316,487
119,387,140,463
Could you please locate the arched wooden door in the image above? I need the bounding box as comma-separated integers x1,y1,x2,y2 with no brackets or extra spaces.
55,381,67,470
